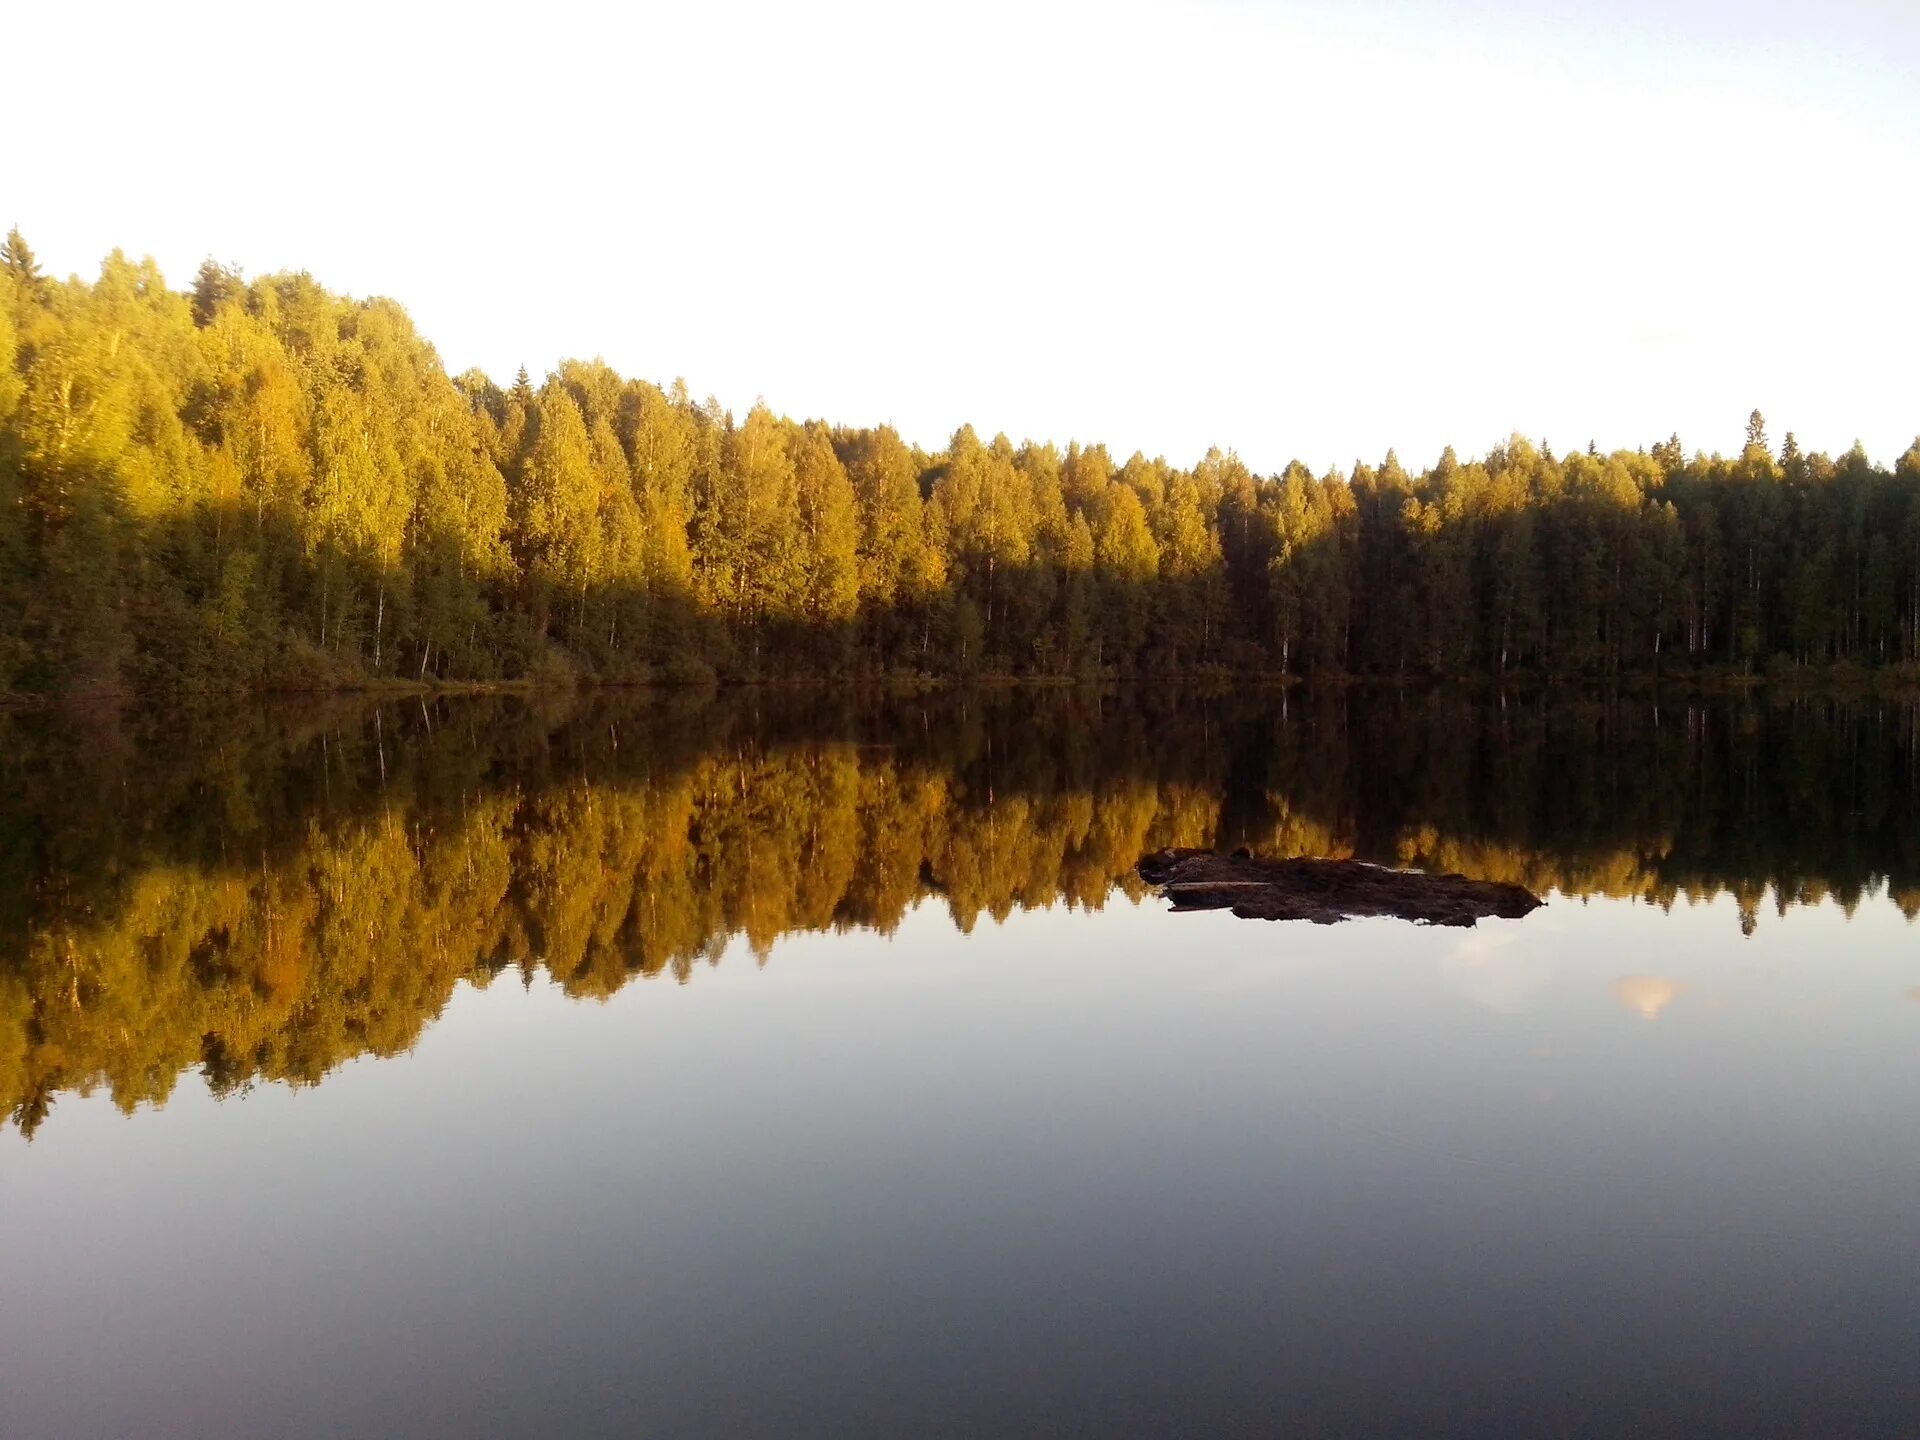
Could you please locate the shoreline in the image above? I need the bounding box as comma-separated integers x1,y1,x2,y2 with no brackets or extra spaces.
7,664,1920,713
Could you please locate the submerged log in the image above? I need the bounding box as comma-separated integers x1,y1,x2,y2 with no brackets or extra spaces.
1138,848,1544,927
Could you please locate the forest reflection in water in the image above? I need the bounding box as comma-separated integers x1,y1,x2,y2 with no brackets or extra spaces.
5,684,1920,1136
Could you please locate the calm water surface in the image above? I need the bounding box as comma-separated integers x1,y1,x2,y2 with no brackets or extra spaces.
4,690,1919,1438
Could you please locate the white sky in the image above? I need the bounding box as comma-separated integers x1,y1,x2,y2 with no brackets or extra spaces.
9,0,1918,473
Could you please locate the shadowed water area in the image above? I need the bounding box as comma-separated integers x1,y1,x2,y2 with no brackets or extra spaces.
4,687,1920,1438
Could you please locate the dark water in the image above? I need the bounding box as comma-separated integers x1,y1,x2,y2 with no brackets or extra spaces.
4,689,1920,1438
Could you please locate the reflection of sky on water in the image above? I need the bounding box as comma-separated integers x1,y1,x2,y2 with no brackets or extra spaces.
1441,917,1550,1013
1611,973,1680,1020
5,886,1920,1438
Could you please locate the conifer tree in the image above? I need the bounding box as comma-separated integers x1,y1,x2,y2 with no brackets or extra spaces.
1,227,42,295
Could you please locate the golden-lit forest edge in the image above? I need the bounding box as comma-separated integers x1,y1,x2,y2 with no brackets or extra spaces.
5,232,1920,697
6,688,1919,1136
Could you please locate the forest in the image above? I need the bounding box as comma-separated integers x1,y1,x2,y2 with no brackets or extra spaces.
6,687,1920,1136
5,232,1920,695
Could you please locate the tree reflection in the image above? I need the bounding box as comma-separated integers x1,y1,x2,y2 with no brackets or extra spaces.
3,687,1918,1134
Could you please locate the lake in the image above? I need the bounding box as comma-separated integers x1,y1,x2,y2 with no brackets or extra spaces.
4,688,1919,1438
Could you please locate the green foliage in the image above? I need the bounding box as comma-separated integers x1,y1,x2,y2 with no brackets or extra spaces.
3,233,1920,693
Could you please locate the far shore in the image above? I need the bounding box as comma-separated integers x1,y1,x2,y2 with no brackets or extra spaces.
9,661,1920,714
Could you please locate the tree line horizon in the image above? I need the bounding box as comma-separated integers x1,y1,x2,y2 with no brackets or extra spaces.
6,230,1920,696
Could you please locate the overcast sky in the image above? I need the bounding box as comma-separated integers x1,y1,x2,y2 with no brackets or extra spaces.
10,0,1918,473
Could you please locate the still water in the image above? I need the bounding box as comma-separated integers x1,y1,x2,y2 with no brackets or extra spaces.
4,689,1920,1438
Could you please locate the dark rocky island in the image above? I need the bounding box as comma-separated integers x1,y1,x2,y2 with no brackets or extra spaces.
1138,849,1545,927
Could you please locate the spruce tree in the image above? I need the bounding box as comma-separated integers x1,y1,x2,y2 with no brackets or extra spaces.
190,258,241,326
1,227,42,290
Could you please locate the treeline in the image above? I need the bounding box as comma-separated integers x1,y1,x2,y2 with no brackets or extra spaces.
5,232,1920,693
7,688,1920,1135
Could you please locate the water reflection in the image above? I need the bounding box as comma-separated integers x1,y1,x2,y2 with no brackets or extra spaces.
1440,927,1549,1013
4,687,1919,1135
1610,973,1681,1021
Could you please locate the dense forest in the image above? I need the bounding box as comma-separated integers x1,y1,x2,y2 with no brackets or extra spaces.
7,688,1920,1135
4,232,1920,695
